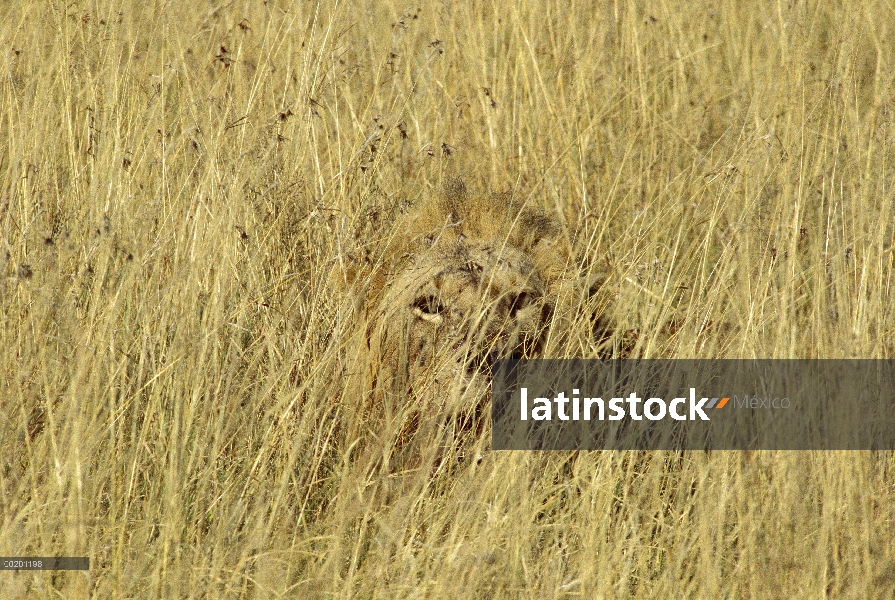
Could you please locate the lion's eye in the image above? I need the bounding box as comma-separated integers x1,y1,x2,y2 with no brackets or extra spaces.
411,295,445,322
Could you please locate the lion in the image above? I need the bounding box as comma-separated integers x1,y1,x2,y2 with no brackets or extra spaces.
332,178,611,464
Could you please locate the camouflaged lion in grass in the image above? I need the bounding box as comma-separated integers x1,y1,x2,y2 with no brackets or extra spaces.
379,180,565,393
329,178,617,469
334,179,610,412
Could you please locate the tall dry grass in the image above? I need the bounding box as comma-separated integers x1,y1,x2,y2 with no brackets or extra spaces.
1,0,894,597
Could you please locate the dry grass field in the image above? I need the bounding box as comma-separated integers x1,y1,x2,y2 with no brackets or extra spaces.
2,0,895,597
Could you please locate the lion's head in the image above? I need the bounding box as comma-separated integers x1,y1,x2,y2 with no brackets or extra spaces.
360,180,569,399
329,178,612,462
325,177,619,471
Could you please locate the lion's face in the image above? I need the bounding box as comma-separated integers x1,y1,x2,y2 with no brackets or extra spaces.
373,236,555,395
333,179,576,410
329,179,612,462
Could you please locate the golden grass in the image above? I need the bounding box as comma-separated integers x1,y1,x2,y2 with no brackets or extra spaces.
2,0,895,596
